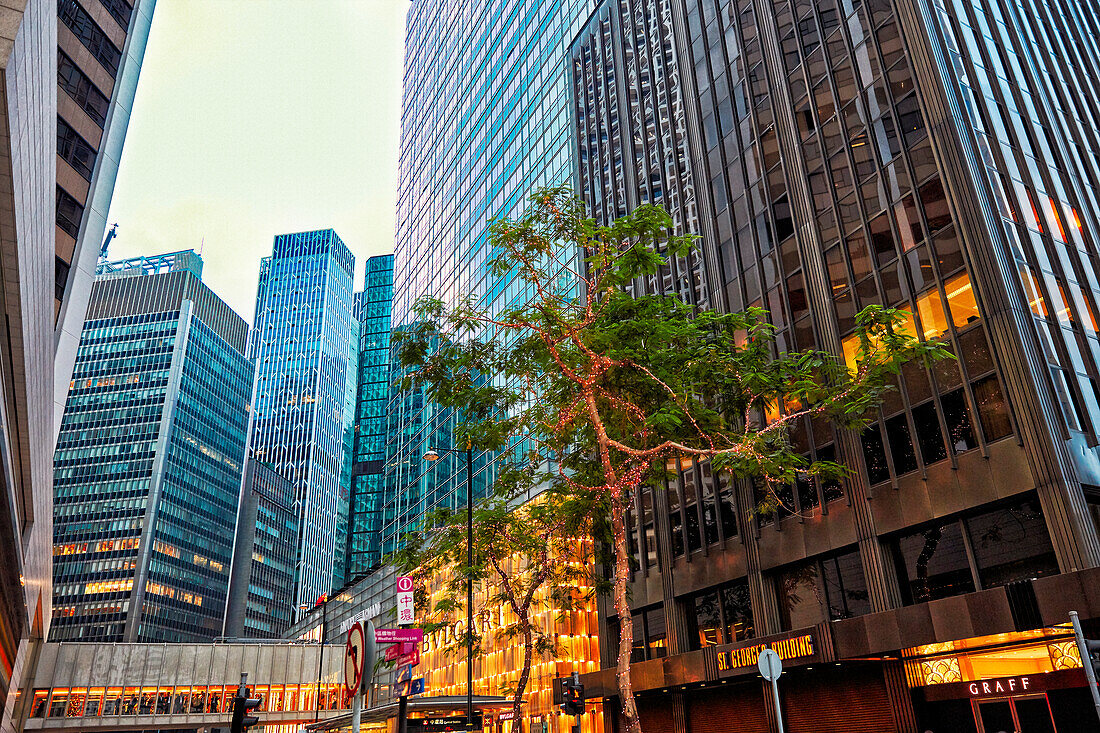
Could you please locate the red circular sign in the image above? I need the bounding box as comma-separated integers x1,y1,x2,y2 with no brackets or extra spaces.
344,622,366,695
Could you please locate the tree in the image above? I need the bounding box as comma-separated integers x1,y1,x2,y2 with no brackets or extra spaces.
395,187,948,733
392,468,604,732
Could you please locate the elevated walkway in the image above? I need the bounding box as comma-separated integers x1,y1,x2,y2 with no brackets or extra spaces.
20,641,348,731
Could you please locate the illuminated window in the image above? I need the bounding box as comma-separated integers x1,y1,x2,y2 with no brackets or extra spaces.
944,272,980,328
1020,267,1047,317
30,690,47,718
48,691,68,718
915,289,949,339
1066,280,1099,334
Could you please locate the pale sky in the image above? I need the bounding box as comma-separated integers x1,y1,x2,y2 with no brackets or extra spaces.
105,0,409,322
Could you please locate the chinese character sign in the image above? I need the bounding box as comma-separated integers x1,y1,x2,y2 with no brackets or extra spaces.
396,576,415,624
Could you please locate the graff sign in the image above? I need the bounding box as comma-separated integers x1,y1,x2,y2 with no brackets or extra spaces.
967,676,1035,696
717,634,816,673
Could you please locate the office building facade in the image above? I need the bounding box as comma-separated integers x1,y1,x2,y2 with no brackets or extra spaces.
384,0,601,558
54,0,155,435
571,0,1100,730
343,254,394,580
223,458,299,639
248,229,358,610
0,0,65,727
51,252,251,644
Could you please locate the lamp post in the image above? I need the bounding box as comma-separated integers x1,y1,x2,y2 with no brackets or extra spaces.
423,444,474,731
299,597,328,722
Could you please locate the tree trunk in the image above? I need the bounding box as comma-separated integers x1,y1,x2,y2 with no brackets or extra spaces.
512,612,533,733
611,490,642,733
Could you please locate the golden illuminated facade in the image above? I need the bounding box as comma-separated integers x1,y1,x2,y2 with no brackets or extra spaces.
904,628,1084,688
417,540,603,733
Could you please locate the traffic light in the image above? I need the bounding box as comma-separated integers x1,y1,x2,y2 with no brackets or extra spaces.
561,674,584,716
231,674,262,733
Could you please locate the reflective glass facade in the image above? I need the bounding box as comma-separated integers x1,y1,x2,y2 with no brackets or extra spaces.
384,0,599,557
52,253,252,642
344,255,394,579
248,230,358,609
224,459,299,638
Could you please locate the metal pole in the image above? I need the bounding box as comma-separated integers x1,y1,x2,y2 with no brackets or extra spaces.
466,445,474,731
1070,610,1100,724
770,677,785,733
316,599,327,722
351,690,362,733
397,693,409,733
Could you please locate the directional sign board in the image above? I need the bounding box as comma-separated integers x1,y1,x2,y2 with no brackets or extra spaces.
757,647,783,682
376,628,424,644
397,677,426,697
344,622,366,694
397,576,415,625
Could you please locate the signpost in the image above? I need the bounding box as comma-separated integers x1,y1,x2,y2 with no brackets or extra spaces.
757,647,785,733
397,576,416,625
344,621,377,733
376,628,424,644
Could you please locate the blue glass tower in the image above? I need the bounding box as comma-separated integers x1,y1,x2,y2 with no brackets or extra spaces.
248,230,358,609
51,251,252,642
343,255,394,579
384,0,599,556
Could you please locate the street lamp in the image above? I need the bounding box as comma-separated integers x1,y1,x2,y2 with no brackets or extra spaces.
423,444,474,731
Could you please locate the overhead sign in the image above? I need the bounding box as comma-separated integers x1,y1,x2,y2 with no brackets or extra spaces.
408,713,482,731
376,628,424,644
757,648,783,682
397,576,415,624
344,622,366,695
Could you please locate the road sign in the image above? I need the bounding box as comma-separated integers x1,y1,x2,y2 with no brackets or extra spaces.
396,663,414,684
397,677,426,697
397,646,420,667
397,576,415,625
757,647,783,682
376,628,424,644
385,643,401,662
344,622,366,695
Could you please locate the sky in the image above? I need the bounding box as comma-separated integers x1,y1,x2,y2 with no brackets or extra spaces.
105,0,409,322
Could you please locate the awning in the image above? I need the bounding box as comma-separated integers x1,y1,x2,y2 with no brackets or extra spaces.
304,696,519,731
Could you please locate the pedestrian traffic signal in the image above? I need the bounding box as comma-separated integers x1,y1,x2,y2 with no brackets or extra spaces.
231,675,262,733
561,676,584,715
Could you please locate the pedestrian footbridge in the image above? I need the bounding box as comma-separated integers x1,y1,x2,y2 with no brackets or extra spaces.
19,641,350,731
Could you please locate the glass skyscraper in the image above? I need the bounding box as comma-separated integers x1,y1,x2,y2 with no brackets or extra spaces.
344,255,394,579
51,251,252,642
383,0,600,556
248,230,358,609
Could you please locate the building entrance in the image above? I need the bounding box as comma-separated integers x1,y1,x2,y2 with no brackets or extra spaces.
975,695,1056,733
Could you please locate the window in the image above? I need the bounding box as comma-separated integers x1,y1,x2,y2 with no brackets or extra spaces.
98,0,132,29
892,497,1057,605
941,388,977,452
57,116,97,181
945,272,980,328
58,0,122,76
885,413,918,474
611,606,668,661
688,578,754,649
56,186,84,239
911,400,947,465
861,425,891,484
58,51,110,127
967,499,1058,588
893,521,974,604
776,547,870,630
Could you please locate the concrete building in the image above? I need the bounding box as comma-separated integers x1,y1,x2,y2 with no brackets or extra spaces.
0,0,65,728
53,0,155,436
51,251,252,643
248,230,358,610
224,458,299,639
570,0,1100,730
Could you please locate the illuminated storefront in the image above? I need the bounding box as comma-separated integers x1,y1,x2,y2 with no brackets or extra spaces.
416,539,604,733
905,628,1096,732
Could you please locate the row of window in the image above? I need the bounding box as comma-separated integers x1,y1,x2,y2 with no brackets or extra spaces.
59,0,122,76
28,683,351,718
58,50,109,127
57,116,97,181
624,494,1064,659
